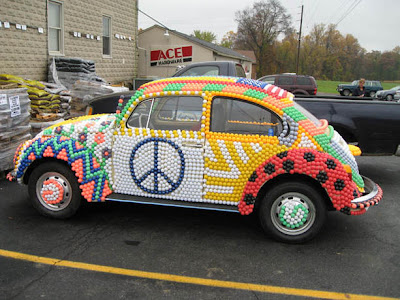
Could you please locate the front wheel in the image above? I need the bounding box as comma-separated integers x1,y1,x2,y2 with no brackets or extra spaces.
343,89,351,96
386,94,393,101
258,181,327,243
28,161,82,219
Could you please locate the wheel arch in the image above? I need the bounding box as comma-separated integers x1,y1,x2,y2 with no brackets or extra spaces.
237,149,359,215
23,157,70,185
255,173,334,212
15,135,113,203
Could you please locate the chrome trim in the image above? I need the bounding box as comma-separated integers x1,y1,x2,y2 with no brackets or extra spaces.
351,176,379,203
106,198,240,213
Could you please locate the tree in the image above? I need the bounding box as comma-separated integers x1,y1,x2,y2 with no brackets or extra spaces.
235,0,293,77
192,30,217,43
220,31,237,49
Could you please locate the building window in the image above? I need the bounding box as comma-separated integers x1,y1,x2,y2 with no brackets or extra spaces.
103,16,111,56
48,1,63,54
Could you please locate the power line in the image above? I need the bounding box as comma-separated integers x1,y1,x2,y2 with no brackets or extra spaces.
327,0,350,24
138,8,171,30
335,0,362,26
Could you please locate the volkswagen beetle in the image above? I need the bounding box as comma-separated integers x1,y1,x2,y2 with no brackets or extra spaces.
8,77,383,243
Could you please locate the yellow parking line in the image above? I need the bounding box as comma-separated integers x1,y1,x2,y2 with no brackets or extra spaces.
0,249,397,300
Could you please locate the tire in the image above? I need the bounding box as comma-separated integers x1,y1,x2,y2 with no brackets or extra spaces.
343,89,351,96
386,94,393,101
28,161,82,219
369,91,376,97
258,181,327,243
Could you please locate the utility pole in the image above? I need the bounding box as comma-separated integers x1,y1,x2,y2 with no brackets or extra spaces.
296,5,304,74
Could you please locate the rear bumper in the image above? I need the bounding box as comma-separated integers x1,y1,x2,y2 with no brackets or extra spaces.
344,176,383,215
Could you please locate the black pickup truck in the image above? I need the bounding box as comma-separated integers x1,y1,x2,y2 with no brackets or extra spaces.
295,95,400,155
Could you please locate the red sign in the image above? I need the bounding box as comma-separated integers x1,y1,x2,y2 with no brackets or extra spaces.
150,46,192,66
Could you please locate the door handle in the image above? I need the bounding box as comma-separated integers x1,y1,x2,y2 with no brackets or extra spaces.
182,142,203,148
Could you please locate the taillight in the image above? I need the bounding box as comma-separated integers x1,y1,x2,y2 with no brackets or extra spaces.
86,105,93,115
313,88,317,95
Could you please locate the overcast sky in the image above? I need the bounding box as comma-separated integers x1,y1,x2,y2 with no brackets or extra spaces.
138,0,399,52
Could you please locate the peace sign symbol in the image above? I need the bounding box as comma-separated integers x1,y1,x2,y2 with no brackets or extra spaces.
130,138,185,194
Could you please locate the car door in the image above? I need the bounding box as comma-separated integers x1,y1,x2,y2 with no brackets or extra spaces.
203,96,284,205
365,81,373,94
112,95,205,202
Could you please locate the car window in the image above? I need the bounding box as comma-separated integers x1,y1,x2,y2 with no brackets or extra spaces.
352,80,358,85
296,77,312,85
127,99,153,128
365,81,372,87
211,97,283,136
259,76,275,84
179,66,219,76
235,64,246,78
149,96,203,131
277,76,295,85
127,96,203,131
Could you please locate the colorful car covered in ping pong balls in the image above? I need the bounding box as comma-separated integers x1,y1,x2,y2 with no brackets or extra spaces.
8,77,383,243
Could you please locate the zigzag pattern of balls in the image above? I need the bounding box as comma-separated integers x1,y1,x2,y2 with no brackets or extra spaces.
238,148,362,216
15,135,112,202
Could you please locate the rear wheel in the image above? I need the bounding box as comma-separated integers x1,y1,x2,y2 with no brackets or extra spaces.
258,181,327,243
369,91,376,97
28,162,82,219
343,89,351,96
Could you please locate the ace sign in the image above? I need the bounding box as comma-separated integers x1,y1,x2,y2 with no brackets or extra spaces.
150,46,192,66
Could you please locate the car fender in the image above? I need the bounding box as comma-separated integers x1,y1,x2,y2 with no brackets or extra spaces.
15,135,113,202
237,148,360,215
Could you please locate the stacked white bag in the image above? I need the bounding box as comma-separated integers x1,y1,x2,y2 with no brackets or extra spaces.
0,88,31,171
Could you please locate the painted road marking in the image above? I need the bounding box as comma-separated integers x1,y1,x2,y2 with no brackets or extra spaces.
0,249,398,300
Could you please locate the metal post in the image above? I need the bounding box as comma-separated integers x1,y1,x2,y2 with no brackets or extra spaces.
296,5,303,74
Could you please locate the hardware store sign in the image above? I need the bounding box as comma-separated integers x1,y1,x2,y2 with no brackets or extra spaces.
150,46,192,66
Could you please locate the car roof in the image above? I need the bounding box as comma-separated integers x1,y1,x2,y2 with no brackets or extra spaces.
115,76,297,122
137,76,293,102
257,74,315,80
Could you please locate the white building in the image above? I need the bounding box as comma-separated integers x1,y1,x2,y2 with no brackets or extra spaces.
138,25,254,80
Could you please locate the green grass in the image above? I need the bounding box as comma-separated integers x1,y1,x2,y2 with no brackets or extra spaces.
316,80,400,94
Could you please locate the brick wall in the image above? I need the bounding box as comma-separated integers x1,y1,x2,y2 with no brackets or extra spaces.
0,0,48,80
0,0,138,84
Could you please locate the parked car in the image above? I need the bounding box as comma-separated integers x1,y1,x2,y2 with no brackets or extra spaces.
257,74,317,95
8,76,382,243
375,85,400,101
395,90,400,101
337,80,383,97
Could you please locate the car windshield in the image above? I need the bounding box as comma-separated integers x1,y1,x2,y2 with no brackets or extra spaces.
351,80,358,85
390,86,400,90
293,101,322,127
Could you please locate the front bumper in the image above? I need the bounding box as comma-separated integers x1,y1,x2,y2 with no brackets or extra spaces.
6,169,17,182
343,176,383,215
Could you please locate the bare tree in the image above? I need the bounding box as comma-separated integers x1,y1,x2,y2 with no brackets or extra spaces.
235,0,292,77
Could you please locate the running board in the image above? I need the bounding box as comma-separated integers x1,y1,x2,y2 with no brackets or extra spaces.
105,193,239,213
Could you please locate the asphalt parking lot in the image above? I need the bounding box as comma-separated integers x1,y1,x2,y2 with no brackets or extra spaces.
0,155,399,300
